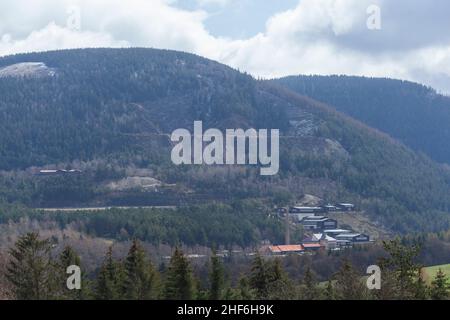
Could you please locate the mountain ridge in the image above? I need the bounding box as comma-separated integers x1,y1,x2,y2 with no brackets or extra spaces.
0,48,449,234
272,75,450,165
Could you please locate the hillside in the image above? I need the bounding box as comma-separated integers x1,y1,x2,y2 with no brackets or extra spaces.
0,48,450,234
273,75,450,165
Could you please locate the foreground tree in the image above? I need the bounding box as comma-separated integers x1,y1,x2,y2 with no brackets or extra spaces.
0,252,12,299
323,280,335,300
374,269,399,300
248,255,294,300
164,247,196,300
230,276,257,300
95,247,125,300
299,266,319,300
6,233,56,300
413,269,429,300
123,240,158,300
57,246,88,300
380,239,422,299
208,249,225,300
334,260,367,300
430,269,449,300
248,254,270,299
266,259,295,300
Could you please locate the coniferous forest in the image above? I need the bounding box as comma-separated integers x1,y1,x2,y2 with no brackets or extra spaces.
1,233,449,300
0,48,450,301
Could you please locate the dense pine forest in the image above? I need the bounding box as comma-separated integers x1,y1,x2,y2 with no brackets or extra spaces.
0,49,449,233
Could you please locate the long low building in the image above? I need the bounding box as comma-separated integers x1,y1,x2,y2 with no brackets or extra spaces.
289,206,324,214
301,216,338,231
323,229,352,237
268,245,305,255
288,213,315,222
335,233,370,243
36,169,82,176
336,203,356,211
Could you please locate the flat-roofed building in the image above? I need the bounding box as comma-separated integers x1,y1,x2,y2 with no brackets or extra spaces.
337,203,355,211
301,217,338,231
268,245,304,255
302,243,323,251
323,229,352,237
290,206,324,213
335,233,370,243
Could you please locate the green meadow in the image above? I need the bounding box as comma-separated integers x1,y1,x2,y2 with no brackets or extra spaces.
423,264,450,284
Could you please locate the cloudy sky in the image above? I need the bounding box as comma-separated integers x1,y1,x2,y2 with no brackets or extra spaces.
1,0,450,93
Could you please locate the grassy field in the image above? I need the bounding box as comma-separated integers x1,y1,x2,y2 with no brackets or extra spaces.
423,264,450,284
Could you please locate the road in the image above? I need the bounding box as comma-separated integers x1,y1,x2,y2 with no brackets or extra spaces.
36,206,177,212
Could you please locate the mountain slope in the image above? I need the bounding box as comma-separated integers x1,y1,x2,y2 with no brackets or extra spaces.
0,48,450,233
273,75,450,165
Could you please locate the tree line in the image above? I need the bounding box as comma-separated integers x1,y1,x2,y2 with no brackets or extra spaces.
1,233,449,300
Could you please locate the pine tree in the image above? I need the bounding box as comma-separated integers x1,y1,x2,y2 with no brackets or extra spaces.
249,254,270,299
123,239,158,300
430,269,449,300
413,269,429,300
266,258,295,300
300,266,319,300
334,259,366,300
209,249,225,300
6,233,57,300
236,276,256,300
324,280,335,300
95,247,124,300
58,246,87,300
374,268,398,300
380,239,422,299
59,246,81,268
164,247,195,300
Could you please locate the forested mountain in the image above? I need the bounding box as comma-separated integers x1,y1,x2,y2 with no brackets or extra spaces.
273,75,450,165
0,48,450,234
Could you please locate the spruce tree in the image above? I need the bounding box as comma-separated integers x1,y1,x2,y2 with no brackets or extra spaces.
95,246,124,300
209,249,225,300
380,239,422,299
164,247,195,300
301,266,319,300
249,254,270,299
123,239,158,300
334,259,366,300
266,258,295,300
236,276,256,300
58,246,86,300
324,280,335,300
6,233,57,300
374,268,398,300
430,269,449,300
413,269,429,300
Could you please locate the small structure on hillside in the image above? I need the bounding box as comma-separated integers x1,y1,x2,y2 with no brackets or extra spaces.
336,203,355,211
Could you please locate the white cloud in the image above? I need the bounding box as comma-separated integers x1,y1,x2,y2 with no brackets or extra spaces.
0,22,128,56
1,0,450,93
196,0,232,7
